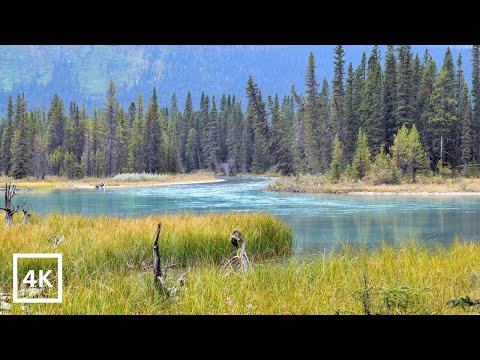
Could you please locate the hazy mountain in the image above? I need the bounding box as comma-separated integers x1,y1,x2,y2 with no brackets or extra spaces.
0,45,472,113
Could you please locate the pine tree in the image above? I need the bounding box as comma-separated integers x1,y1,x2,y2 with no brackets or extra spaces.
360,45,384,155
460,83,473,175
418,57,438,169
406,125,429,182
117,105,129,173
383,45,397,147
180,92,194,172
291,85,307,175
104,80,119,176
269,94,294,175
391,124,428,182
332,45,345,146
396,45,415,128
352,128,371,180
204,96,219,171
81,119,94,177
328,135,343,182
144,87,162,173
303,53,322,173
390,124,410,176
32,135,48,179
353,52,367,130
343,63,356,164
10,94,31,179
1,96,14,175
427,48,457,167
128,93,145,172
472,45,480,161
246,76,270,173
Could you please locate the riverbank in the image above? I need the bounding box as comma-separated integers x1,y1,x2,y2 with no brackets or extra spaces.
265,174,480,195
1,213,479,314
0,171,219,191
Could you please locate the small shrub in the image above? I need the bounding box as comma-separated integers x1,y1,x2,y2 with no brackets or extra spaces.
111,172,172,182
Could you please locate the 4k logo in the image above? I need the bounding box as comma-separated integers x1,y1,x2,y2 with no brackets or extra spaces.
13,254,63,303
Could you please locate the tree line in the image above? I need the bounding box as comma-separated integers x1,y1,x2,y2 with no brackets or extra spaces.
1,45,479,180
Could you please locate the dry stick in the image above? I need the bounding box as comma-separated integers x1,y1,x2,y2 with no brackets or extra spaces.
152,223,187,297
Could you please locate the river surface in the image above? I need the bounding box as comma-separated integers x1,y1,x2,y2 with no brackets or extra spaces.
17,176,480,253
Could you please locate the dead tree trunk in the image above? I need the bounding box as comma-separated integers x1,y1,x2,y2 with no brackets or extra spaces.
21,203,31,225
152,223,187,296
223,229,250,272
1,183,19,227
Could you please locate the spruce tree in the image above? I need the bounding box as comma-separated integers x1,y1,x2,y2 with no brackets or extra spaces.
460,83,473,175
104,80,119,176
383,45,397,148
360,45,384,155
343,63,356,164
427,48,457,167
10,94,31,179
332,45,345,146
303,53,322,173
144,87,162,173
128,93,145,172
1,96,14,175
246,76,270,173
471,45,480,160
396,45,415,128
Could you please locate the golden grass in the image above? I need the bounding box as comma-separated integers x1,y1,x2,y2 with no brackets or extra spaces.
2,213,480,315
265,174,480,194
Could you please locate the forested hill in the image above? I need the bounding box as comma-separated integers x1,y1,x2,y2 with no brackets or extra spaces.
0,45,472,112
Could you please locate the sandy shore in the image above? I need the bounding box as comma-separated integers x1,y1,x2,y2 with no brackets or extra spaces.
68,178,226,189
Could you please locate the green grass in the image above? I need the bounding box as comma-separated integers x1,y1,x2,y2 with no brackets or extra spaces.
2,213,480,314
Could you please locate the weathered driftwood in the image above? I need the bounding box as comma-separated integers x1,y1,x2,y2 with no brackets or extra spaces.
21,203,31,225
0,182,20,227
222,229,250,273
153,223,187,297
51,235,65,246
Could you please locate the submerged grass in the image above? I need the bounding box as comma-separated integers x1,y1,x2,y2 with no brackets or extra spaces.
2,213,480,314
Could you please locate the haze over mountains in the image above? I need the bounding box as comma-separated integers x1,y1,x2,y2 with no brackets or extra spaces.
0,45,472,113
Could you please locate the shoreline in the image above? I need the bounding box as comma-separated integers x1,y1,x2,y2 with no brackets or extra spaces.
68,178,226,189
342,191,480,196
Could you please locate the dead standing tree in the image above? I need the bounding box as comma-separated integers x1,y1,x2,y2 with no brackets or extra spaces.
153,223,187,297
1,183,20,227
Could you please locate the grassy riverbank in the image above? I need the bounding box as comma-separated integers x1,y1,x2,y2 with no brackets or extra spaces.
1,213,480,314
265,174,480,195
0,171,218,191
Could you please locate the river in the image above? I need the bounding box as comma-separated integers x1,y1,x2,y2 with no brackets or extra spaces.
17,176,480,253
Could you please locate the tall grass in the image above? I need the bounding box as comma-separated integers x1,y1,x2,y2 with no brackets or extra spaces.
0,213,292,298
266,174,480,194
2,213,480,314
